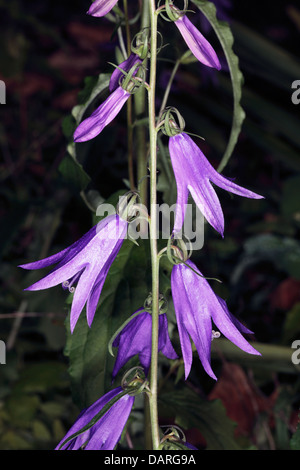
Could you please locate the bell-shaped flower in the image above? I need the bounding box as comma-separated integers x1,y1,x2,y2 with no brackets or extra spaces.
168,132,263,235
19,214,128,332
174,14,221,70
171,259,260,380
111,309,178,380
56,386,135,450
87,0,119,17
74,85,130,142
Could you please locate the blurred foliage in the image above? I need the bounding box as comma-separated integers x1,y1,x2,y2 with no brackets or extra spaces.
0,0,300,450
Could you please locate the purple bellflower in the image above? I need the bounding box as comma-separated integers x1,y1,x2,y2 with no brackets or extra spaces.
56,386,134,450
171,259,261,380
87,0,119,17
109,53,142,93
74,85,130,142
174,14,221,70
111,309,178,380
168,132,263,235
19,214,128,333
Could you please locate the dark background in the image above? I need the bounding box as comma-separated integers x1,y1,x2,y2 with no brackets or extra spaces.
0,0,300,450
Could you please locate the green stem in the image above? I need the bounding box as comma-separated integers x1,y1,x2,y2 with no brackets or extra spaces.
147,0,160,451
123,0,135,190
158,59,180,119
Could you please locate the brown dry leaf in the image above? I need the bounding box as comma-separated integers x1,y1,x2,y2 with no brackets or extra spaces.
48,49,100,84
270,278,300,311
67,22,113,50
4,73,54,98
209,362,277,436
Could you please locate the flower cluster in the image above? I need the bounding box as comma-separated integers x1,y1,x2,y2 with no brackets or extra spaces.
19,0,263,451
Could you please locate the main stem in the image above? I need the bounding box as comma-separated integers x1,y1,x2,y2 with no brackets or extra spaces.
148,0,160,451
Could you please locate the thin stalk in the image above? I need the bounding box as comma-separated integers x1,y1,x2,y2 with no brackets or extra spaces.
158,59,180,119
147,0,160,451
134,0,150,224
136,0,152,449
123,0,135,190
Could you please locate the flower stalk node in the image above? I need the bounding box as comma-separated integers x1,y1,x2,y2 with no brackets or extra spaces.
116,191,142,223
167,233,192,265
131,28,151,60
121,366,149,395
121,62,146,94
159,106,185,136
158,0,189,22
144,292,168,314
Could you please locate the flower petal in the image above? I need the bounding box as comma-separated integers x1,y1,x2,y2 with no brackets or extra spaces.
87,0,119,17
158,314,178,360
188,178,224,237
85,393,135,450
176,263,217,380
171,264,216,379
174,15,221,70
74,87,130,142
56,387,123,450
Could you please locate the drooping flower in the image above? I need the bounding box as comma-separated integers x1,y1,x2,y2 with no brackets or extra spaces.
171,259,260,380
109,53,142,93
56,386,135,450
168,132,263,235
174,13,221,70
19,214,128,332
87,0,119,17
111,309,178,380
74,86,130,142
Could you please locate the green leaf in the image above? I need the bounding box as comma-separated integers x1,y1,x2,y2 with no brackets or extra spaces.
159,388,241,450
282,303,300,344
59,73,111,193
58,153,91,192
71,73,111,125
192,0,245,172
232,234,300,281
290,416,300,450
64,239,152,408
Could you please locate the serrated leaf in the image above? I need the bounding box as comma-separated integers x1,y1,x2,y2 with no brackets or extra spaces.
159,388,241,450
192,0,245,172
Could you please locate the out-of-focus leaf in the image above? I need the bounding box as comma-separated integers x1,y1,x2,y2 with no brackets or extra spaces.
281,176,300,220
231,21,300,91
290,416,300,450
274,389,293,450
282,303,300,344
159,388,241,449
12,362,68,394
193,0,245,172
5,395,40,428
211,339,300,375
231,234,300,282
